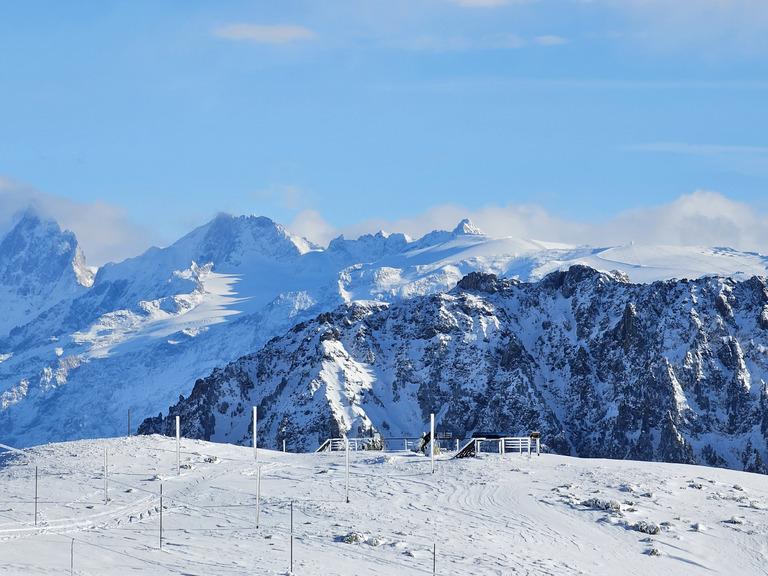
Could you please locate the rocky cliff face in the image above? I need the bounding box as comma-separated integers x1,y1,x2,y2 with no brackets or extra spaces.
141,267,768,474
0,211,93,338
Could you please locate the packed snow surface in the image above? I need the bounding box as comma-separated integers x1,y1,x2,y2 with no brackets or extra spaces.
2,436,767,575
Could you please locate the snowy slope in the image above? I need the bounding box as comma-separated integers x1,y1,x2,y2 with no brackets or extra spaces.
2,436,768,575
1,212,768,448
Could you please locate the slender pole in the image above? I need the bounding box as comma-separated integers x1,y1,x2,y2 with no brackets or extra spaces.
128,409,131,437
176,415,180,475
433,542,436,575
253,407,258,461
430,413,435,474
160,484,163,549
256,465,261,529
34,466,38,526
283,439,286,453
345,438,350,503
71,538,74,576
104,448,109,504
290,501,294,573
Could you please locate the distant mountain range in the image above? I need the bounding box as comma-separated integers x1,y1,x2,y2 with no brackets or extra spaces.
2,210,768,472
140,267,768,474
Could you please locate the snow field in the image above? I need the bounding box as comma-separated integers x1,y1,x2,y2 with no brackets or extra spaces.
1,436,768,575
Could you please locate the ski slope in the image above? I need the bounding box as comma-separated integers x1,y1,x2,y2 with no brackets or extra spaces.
1,436,767,575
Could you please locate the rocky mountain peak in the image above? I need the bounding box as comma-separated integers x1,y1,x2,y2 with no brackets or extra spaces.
455,271,518,294
327,230,411,263
0,210,94,337
0,210,93,290
189,213,317,264
452,218,484,236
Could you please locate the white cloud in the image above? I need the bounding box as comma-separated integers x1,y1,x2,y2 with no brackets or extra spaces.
0,176,158,267
534,35,570,46
286,192,768,255
592,191,768,251
213,24,317,44
288,202,581,247
6,179,764,272
287,210,338,246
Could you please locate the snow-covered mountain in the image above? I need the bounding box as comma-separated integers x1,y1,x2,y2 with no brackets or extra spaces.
142,267,768,474
1,211,768,450
0,211,93,338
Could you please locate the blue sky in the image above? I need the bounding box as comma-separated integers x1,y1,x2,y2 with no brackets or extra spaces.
1,0,767,265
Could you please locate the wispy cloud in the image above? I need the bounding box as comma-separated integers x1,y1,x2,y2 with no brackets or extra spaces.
0,176,158,267
598,0,768,54
251,184,317,211
629,142,768,155
614,0,768,27
395,33,525,51
534,35,569,46
287,192,768,255
627,142,768,178
213,24,317,44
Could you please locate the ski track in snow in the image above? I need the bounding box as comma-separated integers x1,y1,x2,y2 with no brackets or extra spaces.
2,436,768,575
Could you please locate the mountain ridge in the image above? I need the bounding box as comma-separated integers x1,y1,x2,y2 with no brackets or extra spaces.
1,210,768,451
141,266,768,475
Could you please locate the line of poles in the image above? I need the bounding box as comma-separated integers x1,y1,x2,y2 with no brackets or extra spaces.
22,457,445,575
18,408,446,574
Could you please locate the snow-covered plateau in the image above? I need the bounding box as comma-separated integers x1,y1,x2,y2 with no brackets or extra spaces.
1,435,767,575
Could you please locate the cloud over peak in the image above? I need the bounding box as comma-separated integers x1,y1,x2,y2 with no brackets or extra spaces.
0,176,158,267
287,191,768,256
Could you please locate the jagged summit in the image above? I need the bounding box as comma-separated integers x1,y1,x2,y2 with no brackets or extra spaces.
0,212,93,334
173,213,319,266
0,210,93,287
327,230,412,263
452,218,484,236
94,213,319,288
0,211,93,337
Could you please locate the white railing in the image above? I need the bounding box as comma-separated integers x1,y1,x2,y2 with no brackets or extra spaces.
317,438,380,452
500,436,540,456
318,435,541,456
477,436,540,456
